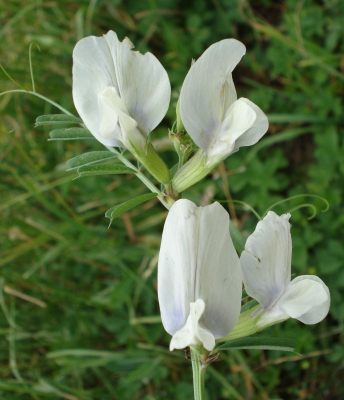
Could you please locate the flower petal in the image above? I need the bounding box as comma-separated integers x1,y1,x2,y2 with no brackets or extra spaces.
222,74,237,113
206,99,256,166
179,39,246,152
104,31,171,135
158,199,200,336
196,202,242,338
279,275,330,324
170,299,215,351
158,199,242,340
241,212,292,310
72,35,121,147
98,87,122,142
233,98,269,150
97,86,147,151
256,304,289,327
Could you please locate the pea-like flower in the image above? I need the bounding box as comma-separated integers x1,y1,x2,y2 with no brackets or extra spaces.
179,39,268,168
72,31,171,154
240,211,330,327
158,199,242,351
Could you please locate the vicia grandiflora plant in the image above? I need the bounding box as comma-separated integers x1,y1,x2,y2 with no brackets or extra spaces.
1,29,331,400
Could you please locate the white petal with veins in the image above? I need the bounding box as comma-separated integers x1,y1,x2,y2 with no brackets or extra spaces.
158,199,242,351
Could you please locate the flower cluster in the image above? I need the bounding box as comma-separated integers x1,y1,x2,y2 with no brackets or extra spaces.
72,31,330,354
72,31,268,192
158,202,330,352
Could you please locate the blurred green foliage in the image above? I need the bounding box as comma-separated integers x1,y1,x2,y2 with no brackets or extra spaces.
1,0,343,398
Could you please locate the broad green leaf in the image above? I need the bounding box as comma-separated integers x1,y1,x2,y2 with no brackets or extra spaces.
217,337,296,352
76,164,136,178
105,193,158,226
229,220,245,253
35,114,82,126
66,151,117,170
48,128,94,140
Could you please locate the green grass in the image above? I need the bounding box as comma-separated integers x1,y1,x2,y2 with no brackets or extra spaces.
1,0,344,398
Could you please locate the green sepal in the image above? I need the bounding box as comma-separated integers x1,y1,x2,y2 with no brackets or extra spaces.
105,193,158,226
36,114,82,126
172,150,213,192
76,164,135,178
48,128,94,140
66,151,117,170
135,142,170,184
217,304,262,343
216,337,296,353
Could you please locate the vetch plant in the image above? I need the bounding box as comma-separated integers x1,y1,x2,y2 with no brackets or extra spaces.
0,30,331,400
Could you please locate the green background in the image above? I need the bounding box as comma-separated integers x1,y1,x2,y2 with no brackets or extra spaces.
0,0,343,398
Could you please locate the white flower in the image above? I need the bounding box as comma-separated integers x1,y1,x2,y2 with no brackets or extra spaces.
179,39,268,167
72,31,171,153
240,211,330,327
158,199,242,351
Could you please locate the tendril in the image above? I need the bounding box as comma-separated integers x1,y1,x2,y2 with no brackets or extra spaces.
263,194,329,219
287,204,317,220
215,199,262,220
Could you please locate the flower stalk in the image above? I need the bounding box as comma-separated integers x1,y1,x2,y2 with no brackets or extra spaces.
106,146,172,210
191,347,207,400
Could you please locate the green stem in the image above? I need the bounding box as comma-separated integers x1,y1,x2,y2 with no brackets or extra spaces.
191,347,206,400
106,147,172,210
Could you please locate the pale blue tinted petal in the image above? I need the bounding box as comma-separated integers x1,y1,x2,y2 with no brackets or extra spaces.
241,211,292,310
158,200,199,335
180,39,246,152
196,202,242,339
158,200,242,340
